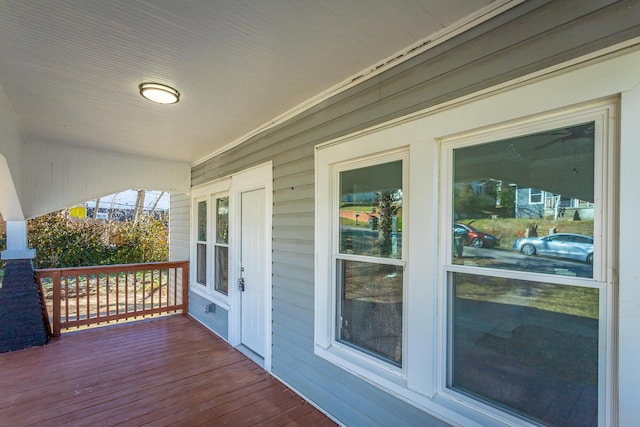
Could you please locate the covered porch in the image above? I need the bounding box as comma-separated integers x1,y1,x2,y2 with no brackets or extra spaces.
0,315,336,427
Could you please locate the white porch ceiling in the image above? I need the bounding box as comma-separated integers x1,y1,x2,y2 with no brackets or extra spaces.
0,0,498,165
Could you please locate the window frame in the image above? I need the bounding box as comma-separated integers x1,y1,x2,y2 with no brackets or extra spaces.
190,178,231,307
529,188,544,204
194,197,208,288
213,195,230,295
316,143,417,391
437,101,617,426
333,153,407,367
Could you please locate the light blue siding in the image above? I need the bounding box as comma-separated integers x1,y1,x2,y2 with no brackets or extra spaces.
169,193,190,262
188,292,229,340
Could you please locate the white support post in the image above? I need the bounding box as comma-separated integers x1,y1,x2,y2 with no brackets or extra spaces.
1,220,35,260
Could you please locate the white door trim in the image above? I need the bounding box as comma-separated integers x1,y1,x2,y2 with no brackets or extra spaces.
228,162,273,372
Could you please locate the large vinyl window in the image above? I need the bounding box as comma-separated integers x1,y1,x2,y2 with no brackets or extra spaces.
316,147,409,384
442,102,616,426
337,159,404,366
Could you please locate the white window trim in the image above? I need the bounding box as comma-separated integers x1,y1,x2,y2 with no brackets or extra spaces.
193,197,208,288
190,178,232,309
529,188,543,204
317,134,445,405
437,101,617,426
316,142,416,379
334,151,408,367
314,45,635,426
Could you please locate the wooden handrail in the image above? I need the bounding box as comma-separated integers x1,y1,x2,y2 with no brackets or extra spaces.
35,261,189,336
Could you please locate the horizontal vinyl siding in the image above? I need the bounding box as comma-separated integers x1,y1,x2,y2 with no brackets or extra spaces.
272,340,450,427
273,248,314,270
272,294,313,335
188,292,229,340
190,1,640,425
273,238,314,255
272,212,314,229
169,193,190,262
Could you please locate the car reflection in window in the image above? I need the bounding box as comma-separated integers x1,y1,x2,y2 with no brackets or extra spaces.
513,233,593,264
454,222,500,249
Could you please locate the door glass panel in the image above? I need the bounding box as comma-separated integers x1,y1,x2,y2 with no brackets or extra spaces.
339,160,402,259
451,272,599,426
452,122,595,278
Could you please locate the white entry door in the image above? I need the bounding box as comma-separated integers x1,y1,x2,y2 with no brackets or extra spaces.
240,188,266,357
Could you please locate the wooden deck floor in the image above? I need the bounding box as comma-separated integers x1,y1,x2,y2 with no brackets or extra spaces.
0,315,337,427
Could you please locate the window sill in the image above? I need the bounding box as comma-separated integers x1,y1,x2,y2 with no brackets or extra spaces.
315,342,406,389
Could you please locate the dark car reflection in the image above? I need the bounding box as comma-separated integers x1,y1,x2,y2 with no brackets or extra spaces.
454,222,500,248
513,232,593,264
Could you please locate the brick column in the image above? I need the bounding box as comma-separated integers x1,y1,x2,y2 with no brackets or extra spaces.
0,259,48,352
0,220,47,352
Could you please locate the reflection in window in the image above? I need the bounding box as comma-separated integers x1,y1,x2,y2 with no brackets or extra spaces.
451,273,598,426
339,161,403,259
196,201,207,285
529,188,543,204
216,197,229,244
336,159,404,366
452,122,595,278
214,246,228,294
197,201,207,242
338,259,403,366
196,243,206,285
214,197,229,294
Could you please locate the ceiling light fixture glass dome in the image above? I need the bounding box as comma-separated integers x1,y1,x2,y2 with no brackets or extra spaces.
139,82,180,104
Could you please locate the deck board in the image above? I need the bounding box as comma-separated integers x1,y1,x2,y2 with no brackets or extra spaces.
0,315,337,427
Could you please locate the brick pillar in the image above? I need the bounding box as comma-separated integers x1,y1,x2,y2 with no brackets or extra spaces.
0,259,48,352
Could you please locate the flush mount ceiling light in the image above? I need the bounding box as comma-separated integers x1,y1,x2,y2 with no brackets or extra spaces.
139,82,180,104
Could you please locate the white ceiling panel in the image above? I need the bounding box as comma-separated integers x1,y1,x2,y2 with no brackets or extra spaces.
0,0,497,163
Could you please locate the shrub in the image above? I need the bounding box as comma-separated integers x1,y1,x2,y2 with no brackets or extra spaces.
28,210,168,268
110,214,168,264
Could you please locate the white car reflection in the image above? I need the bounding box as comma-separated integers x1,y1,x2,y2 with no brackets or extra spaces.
513,233,593,264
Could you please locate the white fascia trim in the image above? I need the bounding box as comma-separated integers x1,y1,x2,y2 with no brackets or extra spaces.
191,0,524,167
